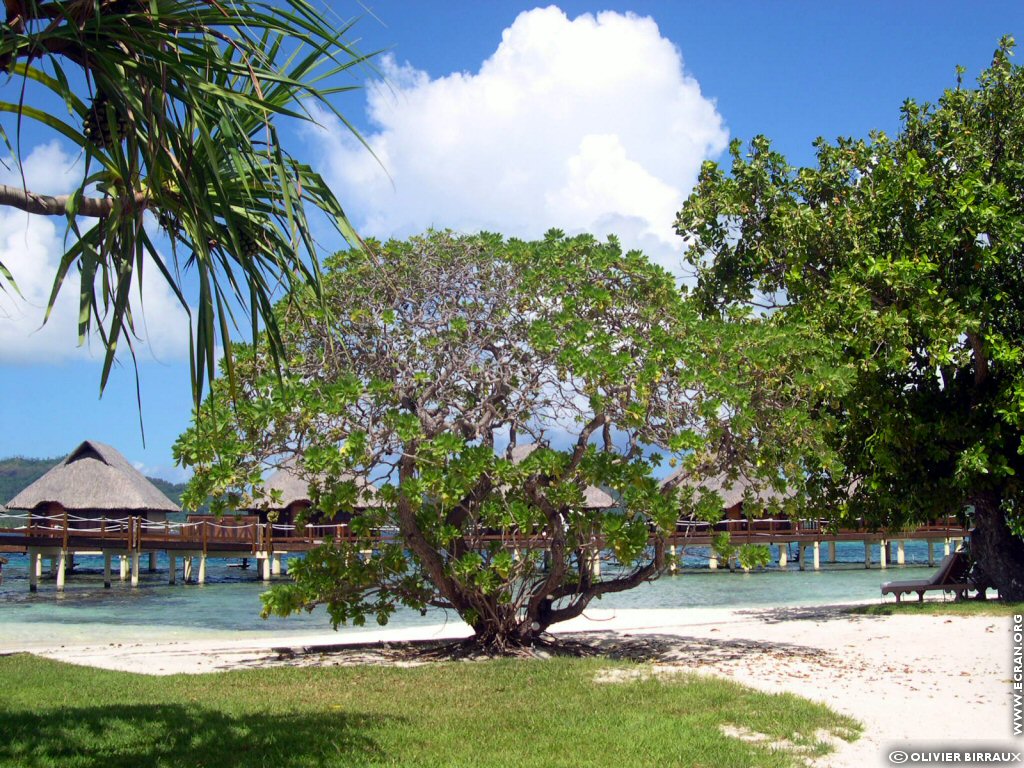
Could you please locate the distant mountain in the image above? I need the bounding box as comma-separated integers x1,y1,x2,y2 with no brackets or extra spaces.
0,456,188,508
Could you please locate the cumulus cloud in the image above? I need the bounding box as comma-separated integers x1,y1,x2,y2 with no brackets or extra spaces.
0,142,191,364
313,6,728,273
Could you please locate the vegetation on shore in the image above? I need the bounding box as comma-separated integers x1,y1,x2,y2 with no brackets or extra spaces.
853,601,1024,617
0,654,858,768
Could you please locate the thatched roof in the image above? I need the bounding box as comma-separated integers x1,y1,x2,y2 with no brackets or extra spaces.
263,457,379,509
6,440,179,513
507,443,615,510
660,466,785,509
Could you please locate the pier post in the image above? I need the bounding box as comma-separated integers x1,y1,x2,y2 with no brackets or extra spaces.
262,555,271,581
183,556,193,583
669,545,677,574
879,540,888,569
864,541,871,568
588,552,601,578
708,554,718,570
148,552,157,573
55,549,67,592
944,538,951,557
828,541,837,563
103,552,112,589
35,551,43,579
130,551,140,587
896,541,905,566
168,554,176,585
198,554,207,584
28,548,39,592
119,555,128,581
798,544,806,571
927,540,935,566
812,541,820,570
777,544,788,568
272,554,282,576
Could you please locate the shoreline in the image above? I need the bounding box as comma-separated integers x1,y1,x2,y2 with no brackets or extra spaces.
3,600,1017,766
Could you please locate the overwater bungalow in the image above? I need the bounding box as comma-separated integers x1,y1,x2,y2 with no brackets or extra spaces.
660,466,793,532
258,457,380,530
6,440,179,529
508,443,617,510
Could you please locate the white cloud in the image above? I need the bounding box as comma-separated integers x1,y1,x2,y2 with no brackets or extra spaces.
313,6,728,273
0,142,191,364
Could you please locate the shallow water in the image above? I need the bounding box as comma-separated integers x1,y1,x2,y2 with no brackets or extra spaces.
0,540,949,648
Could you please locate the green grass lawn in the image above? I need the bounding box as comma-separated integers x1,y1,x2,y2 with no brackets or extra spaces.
852,600,1024,617
0,653,859,768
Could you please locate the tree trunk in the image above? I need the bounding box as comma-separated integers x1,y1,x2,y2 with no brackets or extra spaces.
969,490,1024,601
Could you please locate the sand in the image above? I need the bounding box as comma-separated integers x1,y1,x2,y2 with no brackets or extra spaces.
3,602,1018,767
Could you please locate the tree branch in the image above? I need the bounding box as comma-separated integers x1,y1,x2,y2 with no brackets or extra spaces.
0,183,149,217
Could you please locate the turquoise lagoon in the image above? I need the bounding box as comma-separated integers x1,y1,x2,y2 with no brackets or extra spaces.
0,540,946,648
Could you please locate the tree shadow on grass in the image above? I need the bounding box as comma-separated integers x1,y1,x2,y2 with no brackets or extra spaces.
0,704,390,768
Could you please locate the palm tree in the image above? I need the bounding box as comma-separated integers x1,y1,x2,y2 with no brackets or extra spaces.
0,0,373,401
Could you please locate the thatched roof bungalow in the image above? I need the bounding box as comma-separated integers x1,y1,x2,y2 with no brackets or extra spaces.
6,440,179,526
508,444,616,510
661,466,789,521
259,457,380,527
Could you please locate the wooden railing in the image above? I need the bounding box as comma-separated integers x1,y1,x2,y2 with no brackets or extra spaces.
0,511,968,553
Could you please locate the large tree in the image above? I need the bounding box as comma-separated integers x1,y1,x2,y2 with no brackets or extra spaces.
0,0,371,397
175,230,827,650
675,37,1024,599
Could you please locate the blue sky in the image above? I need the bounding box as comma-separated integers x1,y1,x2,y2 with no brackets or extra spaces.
0,1,1021,479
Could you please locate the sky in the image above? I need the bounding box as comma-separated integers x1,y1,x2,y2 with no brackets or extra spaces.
0,1,1021,480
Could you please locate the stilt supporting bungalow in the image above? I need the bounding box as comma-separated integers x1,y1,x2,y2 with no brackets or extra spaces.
778,544,788,568
812,541,820,570
896,541,906,565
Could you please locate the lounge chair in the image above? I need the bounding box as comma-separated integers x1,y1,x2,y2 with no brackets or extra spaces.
880,551,972,603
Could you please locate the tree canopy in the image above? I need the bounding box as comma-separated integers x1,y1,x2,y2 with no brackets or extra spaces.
0,0,371,398
675,37,1024,599
175,229,829,650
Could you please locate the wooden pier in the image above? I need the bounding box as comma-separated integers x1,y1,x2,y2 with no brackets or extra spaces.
0,511,968,591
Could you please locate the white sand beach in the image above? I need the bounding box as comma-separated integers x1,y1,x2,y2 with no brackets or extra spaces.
4,602,1017,767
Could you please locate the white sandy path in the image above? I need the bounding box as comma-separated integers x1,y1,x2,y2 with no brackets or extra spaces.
5,603,1019,767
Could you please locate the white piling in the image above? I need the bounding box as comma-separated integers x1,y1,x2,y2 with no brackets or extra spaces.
812,541,820,570
879,540,888,569
55,549,67,592
896,541,906,566
130,551,140,587
828,541,837,563
28,548,39,592
778,544,788,568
